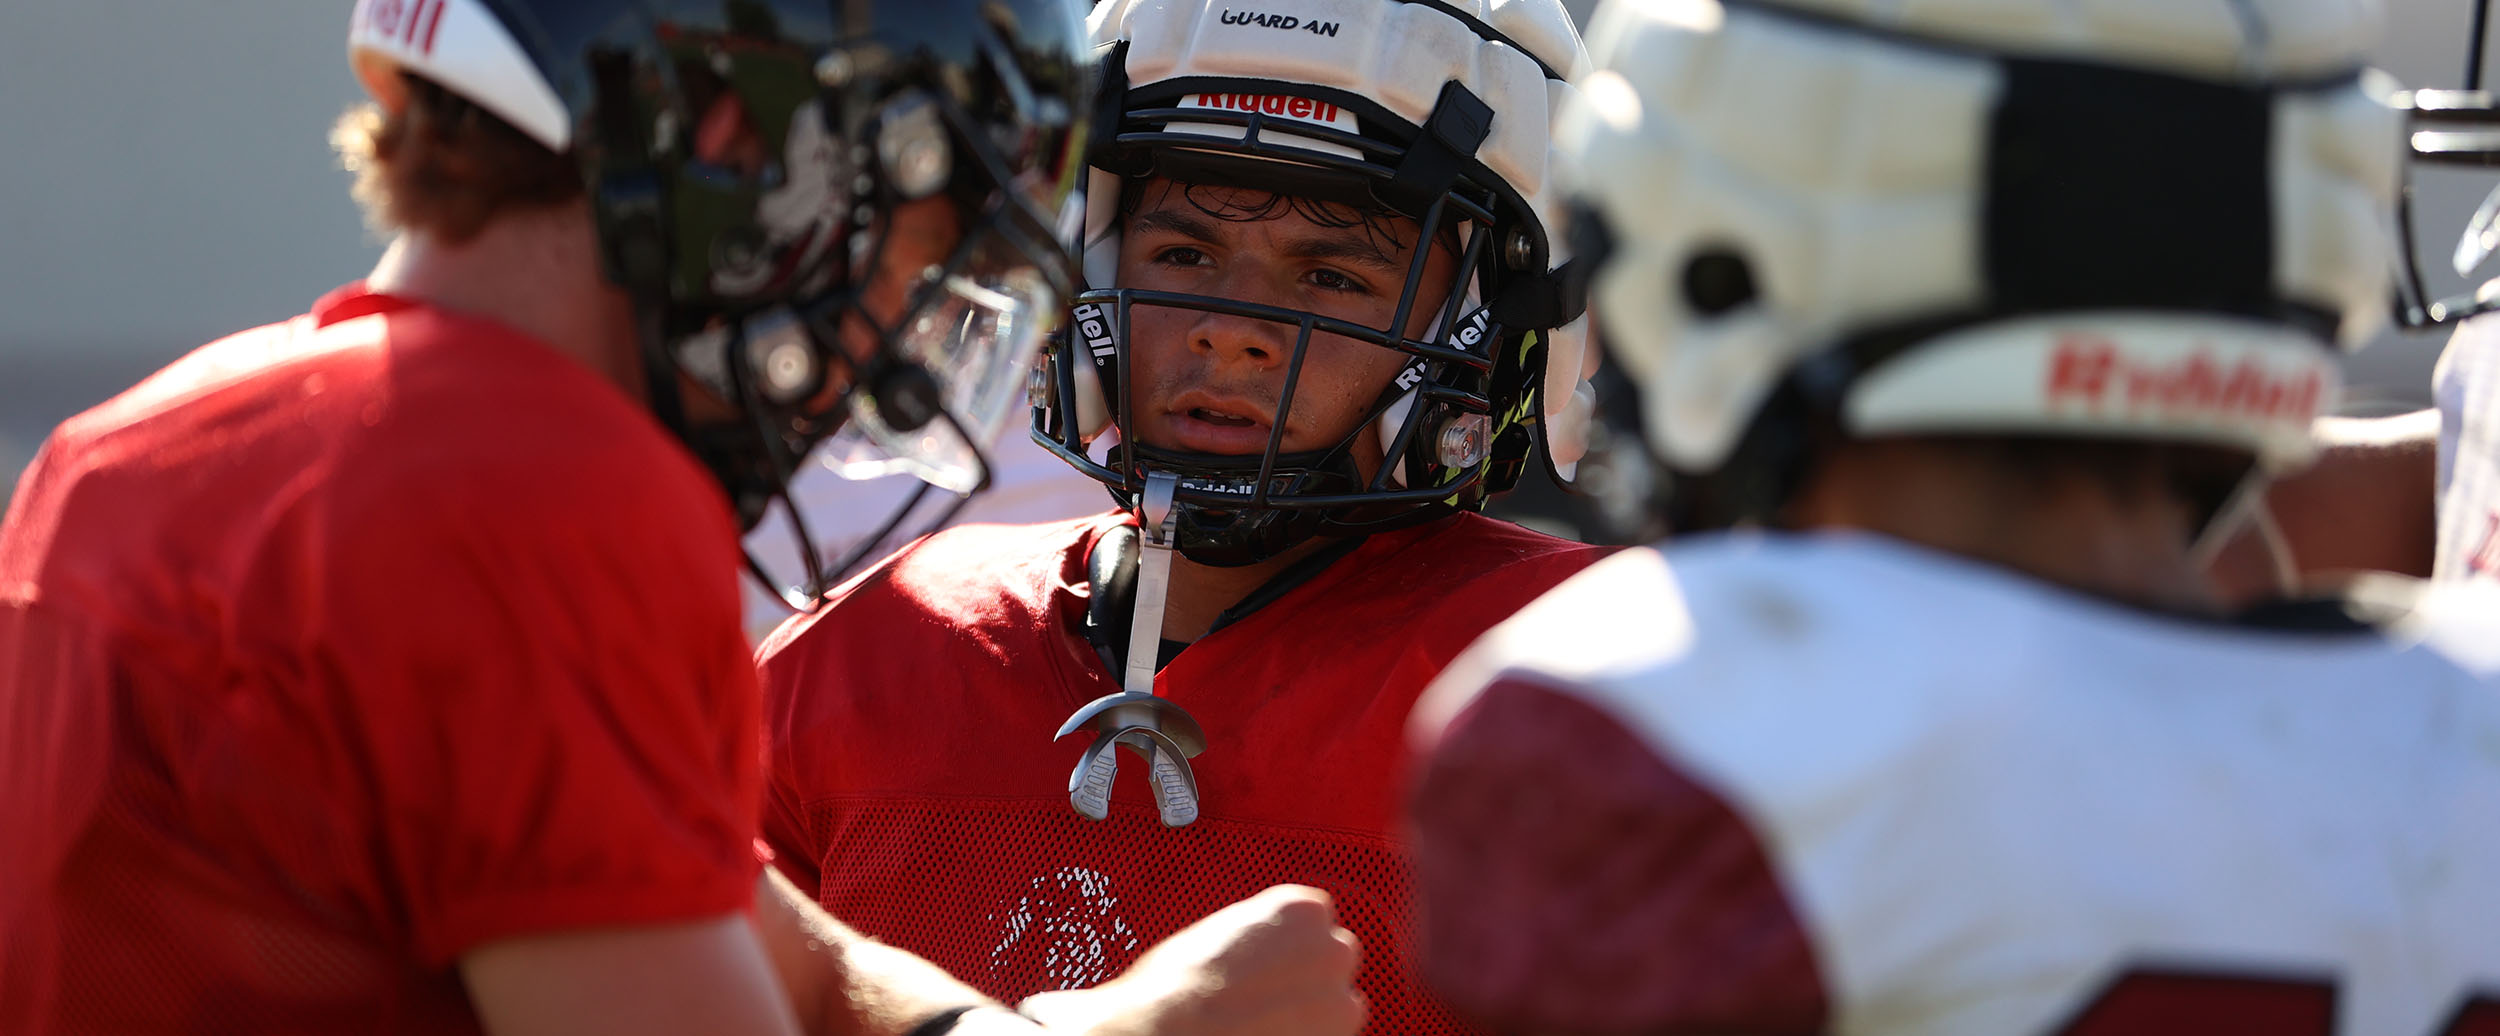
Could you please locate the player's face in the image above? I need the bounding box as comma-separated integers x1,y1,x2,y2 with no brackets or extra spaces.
1115,178,1458,471
842,195,965,362
674,195,966,426
673,66,977,415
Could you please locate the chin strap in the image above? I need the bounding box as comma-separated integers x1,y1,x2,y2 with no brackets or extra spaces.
1124,471,1180,696
1054,471,1208,827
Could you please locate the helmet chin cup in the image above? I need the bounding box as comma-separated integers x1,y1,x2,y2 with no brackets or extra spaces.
1120,446,1361,566
1054,691,1209,827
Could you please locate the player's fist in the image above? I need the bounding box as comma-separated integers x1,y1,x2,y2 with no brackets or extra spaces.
1017,884,1365,1036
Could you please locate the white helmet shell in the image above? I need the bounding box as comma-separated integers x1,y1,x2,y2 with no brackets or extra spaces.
1564,0,2403,476
1078,0,1600,475
348,0,571,150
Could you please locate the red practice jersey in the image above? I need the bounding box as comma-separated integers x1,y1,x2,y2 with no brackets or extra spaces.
1410,534,2500,1036
757,511,1604,1036
0,286,763,1033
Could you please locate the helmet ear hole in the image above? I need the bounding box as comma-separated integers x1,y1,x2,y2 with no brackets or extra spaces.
1681,248,1757,316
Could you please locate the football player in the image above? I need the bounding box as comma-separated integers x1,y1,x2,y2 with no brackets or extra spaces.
0,0,1361,1033
751,0,1604,1030
1408,0,2500,1031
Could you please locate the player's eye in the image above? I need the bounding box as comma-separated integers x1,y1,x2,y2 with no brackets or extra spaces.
1154,246,1211,268
1308,268,1370,295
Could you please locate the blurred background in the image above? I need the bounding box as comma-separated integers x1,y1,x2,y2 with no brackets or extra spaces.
1,0,2491,503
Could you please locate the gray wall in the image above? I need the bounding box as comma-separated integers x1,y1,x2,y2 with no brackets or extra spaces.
0,0,2488,489
0,3,378,481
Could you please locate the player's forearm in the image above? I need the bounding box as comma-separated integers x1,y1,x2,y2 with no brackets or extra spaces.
752,872,1368,1036
2271,410,2439,578
2209,409,2440,604
753,871,1042,1036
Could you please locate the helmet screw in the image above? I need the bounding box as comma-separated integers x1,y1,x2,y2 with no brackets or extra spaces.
1436,413,1492,468
749,327,819,403
814,51,855,87
1504,229,1536,271
877,94,953,199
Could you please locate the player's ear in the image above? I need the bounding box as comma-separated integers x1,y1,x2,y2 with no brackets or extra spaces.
351,54,411,121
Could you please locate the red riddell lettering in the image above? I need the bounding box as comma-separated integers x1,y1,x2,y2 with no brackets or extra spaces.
418,0,450,54
360,0,446,56
1191,93,1341,123
2043,334,2319,422
365,0,405,38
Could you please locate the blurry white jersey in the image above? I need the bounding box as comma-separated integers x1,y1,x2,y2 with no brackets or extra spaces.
1410,533,2500,1036
2438,316,2500,581
740,429,1110,640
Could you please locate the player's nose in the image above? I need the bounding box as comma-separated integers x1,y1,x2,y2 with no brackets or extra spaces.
1186,303,1295,370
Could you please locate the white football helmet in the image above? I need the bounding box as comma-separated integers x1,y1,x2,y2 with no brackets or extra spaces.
1561,0,2405,530
1032,0,1597,565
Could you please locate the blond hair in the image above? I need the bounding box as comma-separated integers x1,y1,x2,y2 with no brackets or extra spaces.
333,74,583,244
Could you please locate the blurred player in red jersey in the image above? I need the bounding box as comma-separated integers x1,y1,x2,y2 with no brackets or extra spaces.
750,0,1604,1031
1408,0,2500,1031
0,0,1369,1033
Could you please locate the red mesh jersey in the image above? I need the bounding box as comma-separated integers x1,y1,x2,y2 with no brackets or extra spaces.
756,511,1606,1035
0,286,763,1033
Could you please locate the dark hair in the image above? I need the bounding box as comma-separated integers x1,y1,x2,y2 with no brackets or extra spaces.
1918,435,2257,529
333,73,584,244
1113,175,1460,266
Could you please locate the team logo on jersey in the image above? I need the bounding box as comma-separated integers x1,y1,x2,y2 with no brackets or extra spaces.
983,866,1142,990
2044,334,2324,423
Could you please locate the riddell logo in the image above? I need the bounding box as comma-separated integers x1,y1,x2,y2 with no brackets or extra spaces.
1182,93,1353,129
358,0,452,55
1072,303,1116,361
2044,334,2321,422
